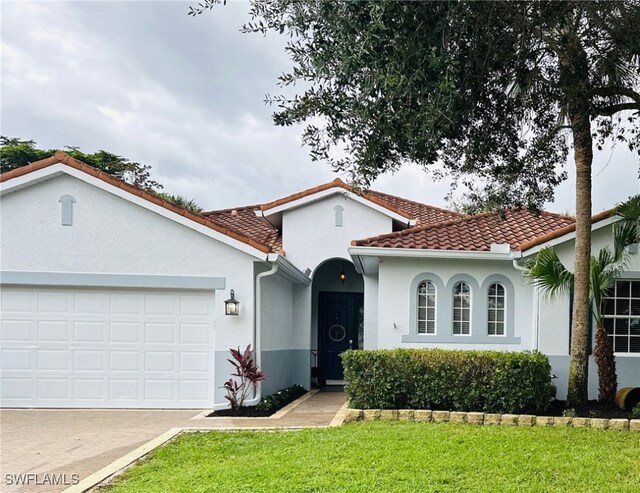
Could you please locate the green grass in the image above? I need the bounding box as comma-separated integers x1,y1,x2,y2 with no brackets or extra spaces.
102,422,640,493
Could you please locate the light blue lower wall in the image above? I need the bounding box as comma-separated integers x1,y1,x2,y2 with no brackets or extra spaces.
214,350,310,406
549,355,640,401
261,349,310,396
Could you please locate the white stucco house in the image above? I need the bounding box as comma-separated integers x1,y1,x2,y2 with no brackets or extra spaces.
1,152,638,409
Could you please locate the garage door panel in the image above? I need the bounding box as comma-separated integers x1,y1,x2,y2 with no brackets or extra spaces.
180,295,211,316
1,290,33,312
1,319,32,341
144,351,175,371
73,378,105,400
73,320,105,342
73,350,105,371
1,287,215,408
2,349,32,370
37,349,68,370
37,291,70,313
110,293,141,315
109,322,141,343
144,323,175,343
109,350,140,371
37,378,69,400
2,377,32,400
73,292,106,314
109,379,140,400
37,320,68,341
144,380,174,400
145,294,176,315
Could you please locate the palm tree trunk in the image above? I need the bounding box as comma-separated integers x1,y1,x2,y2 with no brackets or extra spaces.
567,110,592,408
594,323,617,402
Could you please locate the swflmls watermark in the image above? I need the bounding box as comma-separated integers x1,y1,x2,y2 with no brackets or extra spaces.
4,472,80,486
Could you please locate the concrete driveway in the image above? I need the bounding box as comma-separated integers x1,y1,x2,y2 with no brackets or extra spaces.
0,409,200,493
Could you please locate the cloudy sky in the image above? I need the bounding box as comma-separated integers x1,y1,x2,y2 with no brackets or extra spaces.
2,1,638,213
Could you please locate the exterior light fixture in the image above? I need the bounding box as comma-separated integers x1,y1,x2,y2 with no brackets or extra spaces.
339,262,347,284
224,289,240,316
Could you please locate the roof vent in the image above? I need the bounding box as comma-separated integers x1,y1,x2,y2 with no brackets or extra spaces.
490,243,511,254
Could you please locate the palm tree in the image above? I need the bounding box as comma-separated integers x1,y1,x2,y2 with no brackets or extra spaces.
524,195,640,403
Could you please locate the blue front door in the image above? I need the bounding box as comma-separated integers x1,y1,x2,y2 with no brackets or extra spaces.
319,292,363,382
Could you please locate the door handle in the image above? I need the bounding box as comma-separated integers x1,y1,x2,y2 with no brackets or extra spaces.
349,339,353,348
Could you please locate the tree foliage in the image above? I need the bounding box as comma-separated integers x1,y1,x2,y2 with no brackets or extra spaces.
192,0,640,408
191,0,639,210
1,137,202,213
1,136,163,192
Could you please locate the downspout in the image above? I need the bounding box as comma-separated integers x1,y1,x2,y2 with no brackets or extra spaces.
512,257,540,351
242,261,279,407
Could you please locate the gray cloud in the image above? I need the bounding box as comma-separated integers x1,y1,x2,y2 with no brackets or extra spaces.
2,1,638,213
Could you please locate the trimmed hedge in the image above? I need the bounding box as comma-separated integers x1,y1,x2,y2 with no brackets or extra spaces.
342,349,552,414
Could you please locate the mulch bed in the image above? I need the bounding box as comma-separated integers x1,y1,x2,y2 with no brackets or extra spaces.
206,388,307,418
545,399,632,419
207,407,275,418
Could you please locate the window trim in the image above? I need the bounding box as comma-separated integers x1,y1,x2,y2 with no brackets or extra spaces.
402,272,520,344
405,272,446,341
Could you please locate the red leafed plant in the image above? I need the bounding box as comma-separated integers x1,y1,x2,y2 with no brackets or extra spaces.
222,344,266,410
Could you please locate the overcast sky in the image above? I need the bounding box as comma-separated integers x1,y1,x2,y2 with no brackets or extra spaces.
2,1,638,214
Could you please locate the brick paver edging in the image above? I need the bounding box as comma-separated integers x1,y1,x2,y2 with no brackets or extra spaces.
344,409,640,431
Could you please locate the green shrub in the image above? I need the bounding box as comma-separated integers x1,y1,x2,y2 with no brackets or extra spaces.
341,349,552,414
256,384,306,412
631,404,640,419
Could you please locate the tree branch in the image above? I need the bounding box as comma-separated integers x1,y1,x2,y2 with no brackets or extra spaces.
591,86,640,104
594,102,640,117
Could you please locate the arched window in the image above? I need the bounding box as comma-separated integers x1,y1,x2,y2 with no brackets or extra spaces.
487,283,506,336
452,281,471,335
417,281,436,334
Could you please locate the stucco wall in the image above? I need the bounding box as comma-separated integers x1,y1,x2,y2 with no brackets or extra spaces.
1,174,263,406
527,221,640,399
281,194,393,272
375,257,533,351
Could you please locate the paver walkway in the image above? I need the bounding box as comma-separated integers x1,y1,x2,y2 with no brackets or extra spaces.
0,389,346,493
188,388,347,429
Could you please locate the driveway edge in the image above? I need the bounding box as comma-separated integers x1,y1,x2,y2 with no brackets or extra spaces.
62,427,184,493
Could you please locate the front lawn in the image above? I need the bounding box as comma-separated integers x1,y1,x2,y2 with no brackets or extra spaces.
101,422,640,493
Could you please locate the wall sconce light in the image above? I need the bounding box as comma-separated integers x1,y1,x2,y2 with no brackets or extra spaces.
224,289,240,316
339,262,347,284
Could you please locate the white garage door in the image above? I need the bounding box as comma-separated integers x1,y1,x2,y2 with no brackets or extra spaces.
0,287,215,408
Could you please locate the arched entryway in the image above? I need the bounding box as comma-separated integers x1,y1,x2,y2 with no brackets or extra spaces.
311,258,364,385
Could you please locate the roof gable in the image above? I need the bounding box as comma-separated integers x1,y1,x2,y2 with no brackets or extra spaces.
0,151,273,256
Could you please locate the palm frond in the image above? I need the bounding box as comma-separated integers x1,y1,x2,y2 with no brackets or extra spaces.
590,247,619,323
523,246,574,299
615,194,640,253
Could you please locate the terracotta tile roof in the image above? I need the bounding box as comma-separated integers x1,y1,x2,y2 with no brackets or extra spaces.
352,210,576,252
202,205,284,254
519,209,615,251
204,179,462,253
259,178,418,221
0,151,273,254
365,190,462,225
